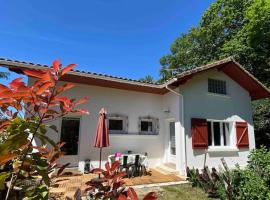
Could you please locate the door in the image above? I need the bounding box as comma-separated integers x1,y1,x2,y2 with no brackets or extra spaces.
169,121,176,163
60,117,81,167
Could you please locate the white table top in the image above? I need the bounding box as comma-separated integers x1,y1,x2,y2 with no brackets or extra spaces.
108,154,149,167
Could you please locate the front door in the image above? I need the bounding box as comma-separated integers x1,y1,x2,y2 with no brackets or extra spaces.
169,121,176,163
60,117,81,167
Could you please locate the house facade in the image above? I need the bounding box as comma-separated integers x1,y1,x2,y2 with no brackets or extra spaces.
1,57,269,176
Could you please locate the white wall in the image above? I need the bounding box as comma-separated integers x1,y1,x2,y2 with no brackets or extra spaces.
180,69,255,170
29,68,256,174
162,89,186,175
29,77,171,172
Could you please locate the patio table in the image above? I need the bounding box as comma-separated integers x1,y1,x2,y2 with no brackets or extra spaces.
108,154,149,168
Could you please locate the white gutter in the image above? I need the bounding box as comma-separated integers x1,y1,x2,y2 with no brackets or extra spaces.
165,80,187,176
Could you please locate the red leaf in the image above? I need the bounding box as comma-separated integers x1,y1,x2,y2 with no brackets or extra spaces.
57,163,70,176
61,64,76,75
32,146,49,153
0,91,29,98
112,172,126,182
41,70,56,84
37,82,53,95
0,84,10,93
118,194,127,200
75,96,89,106
105,162,110,172
75,109,89,115
9,77,24,89
0,153,17,165
0,98,15,105
17,85,30,93
53,60,61,73
24,69,45,78
111,161,121,172
0,120,10,132
56,83,74,94
127,188,139,200
90,168,104,174
143,192,158,200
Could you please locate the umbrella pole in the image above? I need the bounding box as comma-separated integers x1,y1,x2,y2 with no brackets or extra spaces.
99,148,102,179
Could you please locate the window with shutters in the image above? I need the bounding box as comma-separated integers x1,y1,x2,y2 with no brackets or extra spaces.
236,122,249,148
208,79,227,95
207,120,232,148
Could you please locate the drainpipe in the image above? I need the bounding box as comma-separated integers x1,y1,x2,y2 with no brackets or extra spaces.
165,81,187,176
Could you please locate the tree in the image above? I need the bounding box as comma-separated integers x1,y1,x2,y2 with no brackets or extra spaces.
139,75,155,83
0,72,9,79
0,60,89,199
159,0,270,146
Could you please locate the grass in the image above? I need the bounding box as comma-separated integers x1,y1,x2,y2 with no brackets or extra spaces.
137,183,211,200
159,184,211,200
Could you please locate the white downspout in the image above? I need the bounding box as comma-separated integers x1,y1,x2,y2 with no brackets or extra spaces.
165,82,187,176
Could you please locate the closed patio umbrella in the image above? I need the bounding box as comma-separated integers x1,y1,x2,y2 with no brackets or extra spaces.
94,108,110,170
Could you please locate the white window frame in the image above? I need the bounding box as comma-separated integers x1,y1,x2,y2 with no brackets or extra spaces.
207,119,237,151
139,116,159,135
107,114,128,134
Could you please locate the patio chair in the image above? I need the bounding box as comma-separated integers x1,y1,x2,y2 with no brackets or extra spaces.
130,154,142,177
119,155,131,178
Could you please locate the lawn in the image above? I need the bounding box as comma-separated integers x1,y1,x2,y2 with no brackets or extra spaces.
137,183,211,200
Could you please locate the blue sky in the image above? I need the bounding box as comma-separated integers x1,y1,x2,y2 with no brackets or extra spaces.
0,0,214,84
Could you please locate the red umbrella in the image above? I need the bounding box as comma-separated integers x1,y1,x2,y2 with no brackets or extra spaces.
94,108,110,169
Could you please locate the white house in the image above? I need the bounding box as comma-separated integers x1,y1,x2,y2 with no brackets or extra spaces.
1,57,270,175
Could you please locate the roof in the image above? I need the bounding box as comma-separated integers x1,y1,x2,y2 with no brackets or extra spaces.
0,57,269,100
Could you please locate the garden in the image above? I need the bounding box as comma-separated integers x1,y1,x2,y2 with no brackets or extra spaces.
186,146,270,200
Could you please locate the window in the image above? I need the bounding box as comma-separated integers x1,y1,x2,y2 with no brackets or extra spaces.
109,119,123,131
141,121,153,132
108,114,128,134
139,116,159,135
207,120,231,147
60,117,80,155
208,79,227,95
169,122,176,155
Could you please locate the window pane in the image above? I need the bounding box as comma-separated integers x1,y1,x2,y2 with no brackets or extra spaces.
60,117,80,155
222,123,227,146
109,119,123,131
141,121,153,132
207,122,212,146
213,122,221,146
208,79,226,95
170,122,176,155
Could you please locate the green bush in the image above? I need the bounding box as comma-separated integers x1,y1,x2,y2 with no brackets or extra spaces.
247,146,270,184
232,167,270,200
188,147,270,200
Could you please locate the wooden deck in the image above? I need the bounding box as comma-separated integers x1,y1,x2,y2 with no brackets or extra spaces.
50,168,184,199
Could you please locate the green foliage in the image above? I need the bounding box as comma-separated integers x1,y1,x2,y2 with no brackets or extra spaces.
232,167,270,200
139,75,155,83
188,147,270,199
160,0,269,85
0,72,9,79
252,99,270,147
247,146,270,183
0,172,10,190
186,167,200,187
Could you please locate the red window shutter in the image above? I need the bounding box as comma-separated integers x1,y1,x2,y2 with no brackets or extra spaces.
191,118,208,149
236,122,249,148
